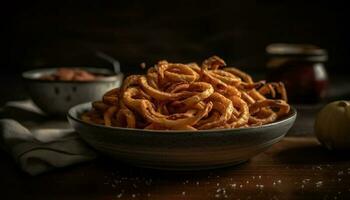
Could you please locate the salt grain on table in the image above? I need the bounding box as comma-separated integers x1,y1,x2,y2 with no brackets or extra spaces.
316,181,323,187
145,179,152,186
302,179,311,184
256,184,264,189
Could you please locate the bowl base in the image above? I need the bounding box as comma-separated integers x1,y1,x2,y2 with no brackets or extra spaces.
118,159,249,171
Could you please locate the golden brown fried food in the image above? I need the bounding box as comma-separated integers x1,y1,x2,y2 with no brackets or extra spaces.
82,56,290,130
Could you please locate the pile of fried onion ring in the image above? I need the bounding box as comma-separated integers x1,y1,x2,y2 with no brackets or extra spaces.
81,56,290,130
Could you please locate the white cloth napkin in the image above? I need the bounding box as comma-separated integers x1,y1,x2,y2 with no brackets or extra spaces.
0,100,96,176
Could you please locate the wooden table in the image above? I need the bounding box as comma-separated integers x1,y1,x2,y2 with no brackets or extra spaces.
2,136,350,200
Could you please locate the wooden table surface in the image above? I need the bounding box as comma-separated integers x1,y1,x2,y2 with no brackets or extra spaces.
2,136,350,200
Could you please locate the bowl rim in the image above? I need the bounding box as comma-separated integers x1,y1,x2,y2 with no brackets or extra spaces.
67,102,297,134
22,67,123,83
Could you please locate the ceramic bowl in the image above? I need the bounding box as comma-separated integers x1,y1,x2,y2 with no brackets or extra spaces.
68,102,297,170
22,67,123,116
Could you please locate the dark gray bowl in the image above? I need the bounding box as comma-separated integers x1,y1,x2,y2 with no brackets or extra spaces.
22,67,123,116
68,102,297,170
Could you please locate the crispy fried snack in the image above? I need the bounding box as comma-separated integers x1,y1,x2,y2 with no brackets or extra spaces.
81,56,290,130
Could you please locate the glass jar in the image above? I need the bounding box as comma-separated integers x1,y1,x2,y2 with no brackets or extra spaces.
266,43,328,104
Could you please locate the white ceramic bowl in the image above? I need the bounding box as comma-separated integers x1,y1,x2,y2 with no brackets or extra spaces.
68,102,297,170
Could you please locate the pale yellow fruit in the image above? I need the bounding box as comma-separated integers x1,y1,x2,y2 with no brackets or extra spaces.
314,100,350,150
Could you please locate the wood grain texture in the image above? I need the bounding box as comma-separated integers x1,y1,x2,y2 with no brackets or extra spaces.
1,136,350,200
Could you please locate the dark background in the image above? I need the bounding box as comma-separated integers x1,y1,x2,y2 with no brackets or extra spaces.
2,0,350,103
6,0,350,73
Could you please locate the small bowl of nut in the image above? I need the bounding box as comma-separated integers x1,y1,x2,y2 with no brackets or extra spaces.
22,67,123,116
